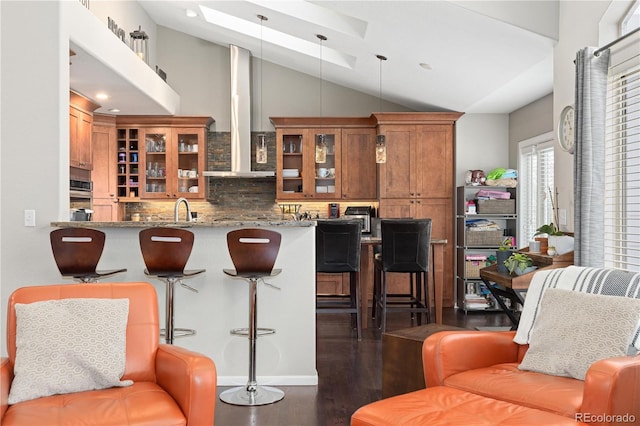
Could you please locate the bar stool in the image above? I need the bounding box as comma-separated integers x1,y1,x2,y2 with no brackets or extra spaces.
373,219,432,332
139,227,205,344
219,228,283,406
315,220,362,340
50,228,127,283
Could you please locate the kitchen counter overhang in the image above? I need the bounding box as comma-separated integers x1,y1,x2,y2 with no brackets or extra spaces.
51,219,316,228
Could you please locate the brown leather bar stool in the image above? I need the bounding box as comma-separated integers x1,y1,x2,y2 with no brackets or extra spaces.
219,228,283,406
316,220,362,340
50,228,127,283
373,219,432,332
139,227,205,344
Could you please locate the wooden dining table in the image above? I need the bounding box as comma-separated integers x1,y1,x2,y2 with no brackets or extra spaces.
359,237,447,327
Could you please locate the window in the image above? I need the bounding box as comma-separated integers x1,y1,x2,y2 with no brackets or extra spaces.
603,2,640,271
621,0,640,35
518,134,555,245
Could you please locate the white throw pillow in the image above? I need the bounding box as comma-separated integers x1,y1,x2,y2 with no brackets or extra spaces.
9,298,133,404
519,288,640,380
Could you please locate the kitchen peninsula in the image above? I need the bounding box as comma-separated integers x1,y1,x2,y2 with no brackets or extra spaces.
51,219,318,386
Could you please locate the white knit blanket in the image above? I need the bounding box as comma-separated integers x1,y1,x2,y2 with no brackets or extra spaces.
514,265,640,350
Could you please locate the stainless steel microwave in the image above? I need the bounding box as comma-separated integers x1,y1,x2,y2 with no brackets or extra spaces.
340,215,370,233
343,206,374,233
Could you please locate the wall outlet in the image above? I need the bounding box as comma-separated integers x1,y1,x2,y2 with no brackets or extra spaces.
24,209,36,227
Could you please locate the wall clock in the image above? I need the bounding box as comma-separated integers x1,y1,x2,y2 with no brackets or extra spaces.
558,105,575,154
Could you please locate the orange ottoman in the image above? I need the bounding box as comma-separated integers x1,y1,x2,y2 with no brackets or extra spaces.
351,387,586,425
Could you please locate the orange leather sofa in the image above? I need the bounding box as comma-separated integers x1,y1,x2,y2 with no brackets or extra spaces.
353,266,640,425
353,329,638,425
1,282,217,426
352,330,639,426
422,330,639,422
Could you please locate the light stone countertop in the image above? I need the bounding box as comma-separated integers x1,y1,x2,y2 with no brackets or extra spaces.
51,220,316,228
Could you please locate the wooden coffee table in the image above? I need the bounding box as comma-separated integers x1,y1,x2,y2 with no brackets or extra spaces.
382,323,464,398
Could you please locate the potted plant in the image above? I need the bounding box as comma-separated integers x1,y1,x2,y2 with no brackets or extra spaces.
533,223,564,237
496,237,514,273
504,252,536,276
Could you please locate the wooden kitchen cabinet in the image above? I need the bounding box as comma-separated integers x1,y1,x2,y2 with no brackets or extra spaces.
116,116,213,200
317,272,349,295
375,112,463,307
271,117,377,201
91,114,122,221
377,123,454,199
275,127,342,200
341,127,377,199
69,91,100,171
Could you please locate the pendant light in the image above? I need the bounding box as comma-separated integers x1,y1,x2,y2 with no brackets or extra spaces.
316,34,328,164
376,54,387,164
256,14,268,164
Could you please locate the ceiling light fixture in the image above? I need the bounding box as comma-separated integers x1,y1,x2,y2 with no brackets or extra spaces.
96,92,109,100
185,9,197,18
376,54,387,164
256,14,268,164
315,34,328,164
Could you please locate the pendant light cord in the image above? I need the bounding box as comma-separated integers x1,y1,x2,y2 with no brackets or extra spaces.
258,15,268,133
376,54,387,112
317,35,327,117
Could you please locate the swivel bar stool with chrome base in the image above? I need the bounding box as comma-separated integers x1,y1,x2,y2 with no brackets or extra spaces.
139,227,205,344
50,228,127,283
219,228,284,406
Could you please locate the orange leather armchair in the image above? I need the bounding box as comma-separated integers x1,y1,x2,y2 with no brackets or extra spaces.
422,330,640,423
1,282,217,426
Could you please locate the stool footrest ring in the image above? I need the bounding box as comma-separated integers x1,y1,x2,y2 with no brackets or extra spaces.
160,328,196,338
230,327,275,337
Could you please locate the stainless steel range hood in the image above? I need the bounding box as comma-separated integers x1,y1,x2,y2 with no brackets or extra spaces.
203,45,274,178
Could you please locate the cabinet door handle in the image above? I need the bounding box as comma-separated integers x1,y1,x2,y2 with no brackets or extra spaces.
410,200,415,204
416,193,421,196
410,192,415,196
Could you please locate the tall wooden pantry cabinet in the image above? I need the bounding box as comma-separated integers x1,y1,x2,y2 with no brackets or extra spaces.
375,112,463,307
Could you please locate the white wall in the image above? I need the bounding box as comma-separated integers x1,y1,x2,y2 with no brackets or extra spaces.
552,0,615,232
455,114,510,186
155,26,412,132
1,1,68,356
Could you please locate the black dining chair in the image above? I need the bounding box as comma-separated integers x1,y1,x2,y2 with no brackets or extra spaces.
315,220,362,340
373,218,432,332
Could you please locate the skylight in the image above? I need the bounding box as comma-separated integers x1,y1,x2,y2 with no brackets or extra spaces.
199,4,355,69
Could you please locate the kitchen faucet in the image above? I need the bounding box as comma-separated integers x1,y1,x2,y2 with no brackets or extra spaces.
174,197,192,222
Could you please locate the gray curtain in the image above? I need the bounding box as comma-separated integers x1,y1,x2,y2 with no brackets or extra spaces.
574,47,610,267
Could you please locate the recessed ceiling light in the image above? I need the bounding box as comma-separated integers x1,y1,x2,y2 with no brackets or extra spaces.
185,9,197,18
96,92,109,100
419,63,433,70
108,108,120,113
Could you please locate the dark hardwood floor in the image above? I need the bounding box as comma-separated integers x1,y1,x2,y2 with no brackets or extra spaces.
214,308,512,426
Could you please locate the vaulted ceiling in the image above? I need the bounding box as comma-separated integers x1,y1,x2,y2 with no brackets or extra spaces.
70,1,558,115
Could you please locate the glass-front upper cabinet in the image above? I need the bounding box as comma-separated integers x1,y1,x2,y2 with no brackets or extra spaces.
174,129,203,198
139,127,205,199
275,127,341,199
141,128,168,199
116,116,212,201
